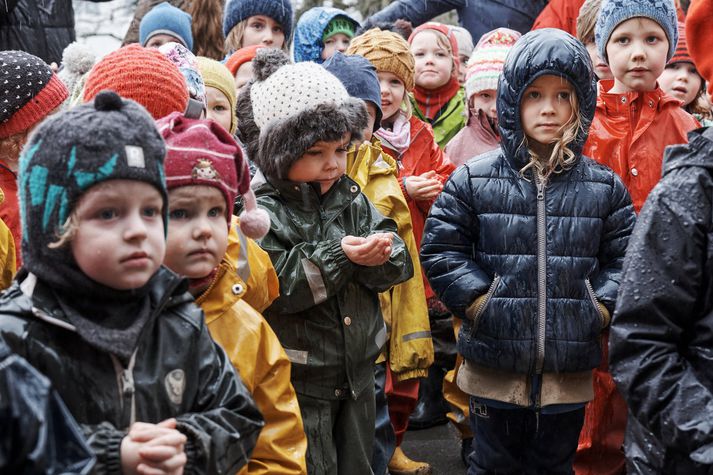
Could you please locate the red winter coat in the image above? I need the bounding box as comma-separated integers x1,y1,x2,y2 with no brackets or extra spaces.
381,116,455,299
583,80,699,214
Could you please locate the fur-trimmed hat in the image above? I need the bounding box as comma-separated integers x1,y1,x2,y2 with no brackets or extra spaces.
247,48,368,180
596,0,678,63
346,28,415,91
157,113,269,238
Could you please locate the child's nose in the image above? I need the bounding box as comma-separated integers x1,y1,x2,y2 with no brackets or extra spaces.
194,218,213,240
124,212,148,241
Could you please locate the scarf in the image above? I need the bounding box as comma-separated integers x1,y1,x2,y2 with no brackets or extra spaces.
374,112,411,154
413,76,461,121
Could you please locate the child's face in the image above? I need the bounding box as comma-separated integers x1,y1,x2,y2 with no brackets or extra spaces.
606,17,669,93
458,53,469,85
71,180,165,290
242,15,285,49
205,86,233,132
321,33,352,61
470,89,497,119
377,71,406,123
235,61,254,96
288,133,351,194
585,40,613,81
411,30,453,90
363,102,378,142
520,75,574,149
164,186,229,279
145,33,182,49
658,62,703,107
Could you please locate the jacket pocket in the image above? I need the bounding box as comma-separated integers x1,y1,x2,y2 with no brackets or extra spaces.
470,274,501,336
584,278,605,329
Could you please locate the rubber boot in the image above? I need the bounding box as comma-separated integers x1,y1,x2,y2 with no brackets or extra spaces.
387,447,433,475
407,365,450,430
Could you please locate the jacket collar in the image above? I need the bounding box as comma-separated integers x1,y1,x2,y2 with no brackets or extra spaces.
256,174,362,214
347,138,398,186
597,80,680,115
195,259,245,325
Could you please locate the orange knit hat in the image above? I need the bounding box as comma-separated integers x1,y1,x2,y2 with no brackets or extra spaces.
686,0,713,95
225,45,264,76
83,44,189,120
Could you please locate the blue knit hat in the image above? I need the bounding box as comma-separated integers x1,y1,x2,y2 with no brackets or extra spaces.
323,52,383,131
140,2,193,51
222,0,293,41
595,0,678,64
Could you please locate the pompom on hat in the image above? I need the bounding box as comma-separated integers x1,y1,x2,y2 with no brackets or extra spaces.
157,112,270,238
0,51,68,139
685,0,713,95
222,0,294,40
247,48,368,180
465,28,521,99
83,44,188,120
139,2,193,51
346,28,415,91
595,0,678,63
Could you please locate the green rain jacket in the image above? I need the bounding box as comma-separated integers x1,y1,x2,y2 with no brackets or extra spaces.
412,88,467,149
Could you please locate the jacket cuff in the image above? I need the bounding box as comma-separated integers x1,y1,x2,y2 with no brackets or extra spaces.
465,294,487,320
393,368,428,382
91,426,125,475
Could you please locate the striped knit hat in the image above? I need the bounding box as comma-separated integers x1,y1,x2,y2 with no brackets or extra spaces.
668,21,692,65
465,28,521,100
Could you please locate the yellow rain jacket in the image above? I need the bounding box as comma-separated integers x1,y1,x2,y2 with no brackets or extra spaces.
347,138,434,382
196,257,308,475
227,216,280,312
0,188,15,290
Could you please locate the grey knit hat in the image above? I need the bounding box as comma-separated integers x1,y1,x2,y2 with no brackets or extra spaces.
247,49,368,180
595,0,678,63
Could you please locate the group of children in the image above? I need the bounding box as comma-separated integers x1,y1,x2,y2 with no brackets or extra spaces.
1,0,713,473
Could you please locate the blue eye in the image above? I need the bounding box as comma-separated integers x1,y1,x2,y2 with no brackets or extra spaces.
143,207,159,217
99,209,117,220
169,209,187,219
208,207,224,218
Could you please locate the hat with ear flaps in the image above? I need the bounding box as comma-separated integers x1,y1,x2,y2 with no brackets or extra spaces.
247,48,369,181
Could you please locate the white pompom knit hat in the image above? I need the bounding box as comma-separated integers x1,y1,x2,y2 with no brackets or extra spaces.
465,28,521,100
247,49,368,180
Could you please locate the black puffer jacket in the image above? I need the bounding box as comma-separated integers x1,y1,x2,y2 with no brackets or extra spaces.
610,127,713,474
0,0,110,64
0,267,264,475
420,29,635,375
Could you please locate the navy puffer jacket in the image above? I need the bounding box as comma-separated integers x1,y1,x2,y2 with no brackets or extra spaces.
421,29,636,375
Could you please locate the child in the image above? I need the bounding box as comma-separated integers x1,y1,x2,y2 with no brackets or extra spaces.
223,0,293,54
159,42,207,119
576,0,613,81
659,22,713,126
421,28,636,474
450,26,474,85
293,7,359,63
445,28,521,167
323,51,434,475
244,51,414,474
139,2,193,50
0,90,263,473
83,44,189,120
408,22,466,148
226,45,263,95
197,56,237,134
158,112,307,475
0,51,68,267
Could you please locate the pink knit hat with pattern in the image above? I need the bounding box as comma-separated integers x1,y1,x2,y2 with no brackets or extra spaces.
465,28,521,100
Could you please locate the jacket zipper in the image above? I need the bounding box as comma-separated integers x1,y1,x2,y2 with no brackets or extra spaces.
470,274,501,336
585,278,606,327
535,174,547,379
111,350,138,428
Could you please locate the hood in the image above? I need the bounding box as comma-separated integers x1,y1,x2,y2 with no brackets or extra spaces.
497,28,596,170
663,127,713,175
293,7,359,64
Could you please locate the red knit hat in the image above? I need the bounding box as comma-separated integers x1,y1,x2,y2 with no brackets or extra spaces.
225,45,264,76
669,22,693,65
686,0,713,95
0,51,68,139
83,44,189,120
157,112,270,238
408,22,461,74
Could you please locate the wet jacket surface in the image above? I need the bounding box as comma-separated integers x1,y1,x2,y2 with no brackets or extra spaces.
610,127,713,474
380,116,455,299
197,258,308,475
420,29,636,375
412,88,467,149
366,0,547,52
0,267,264,475
293,7,359,64
346,138,433,382
0,0,110,64
254,175,414,400
583,80,700,213
0,338,95,474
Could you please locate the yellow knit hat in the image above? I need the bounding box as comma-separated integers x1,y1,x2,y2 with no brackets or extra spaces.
346,28,415,91
196,56,237,134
